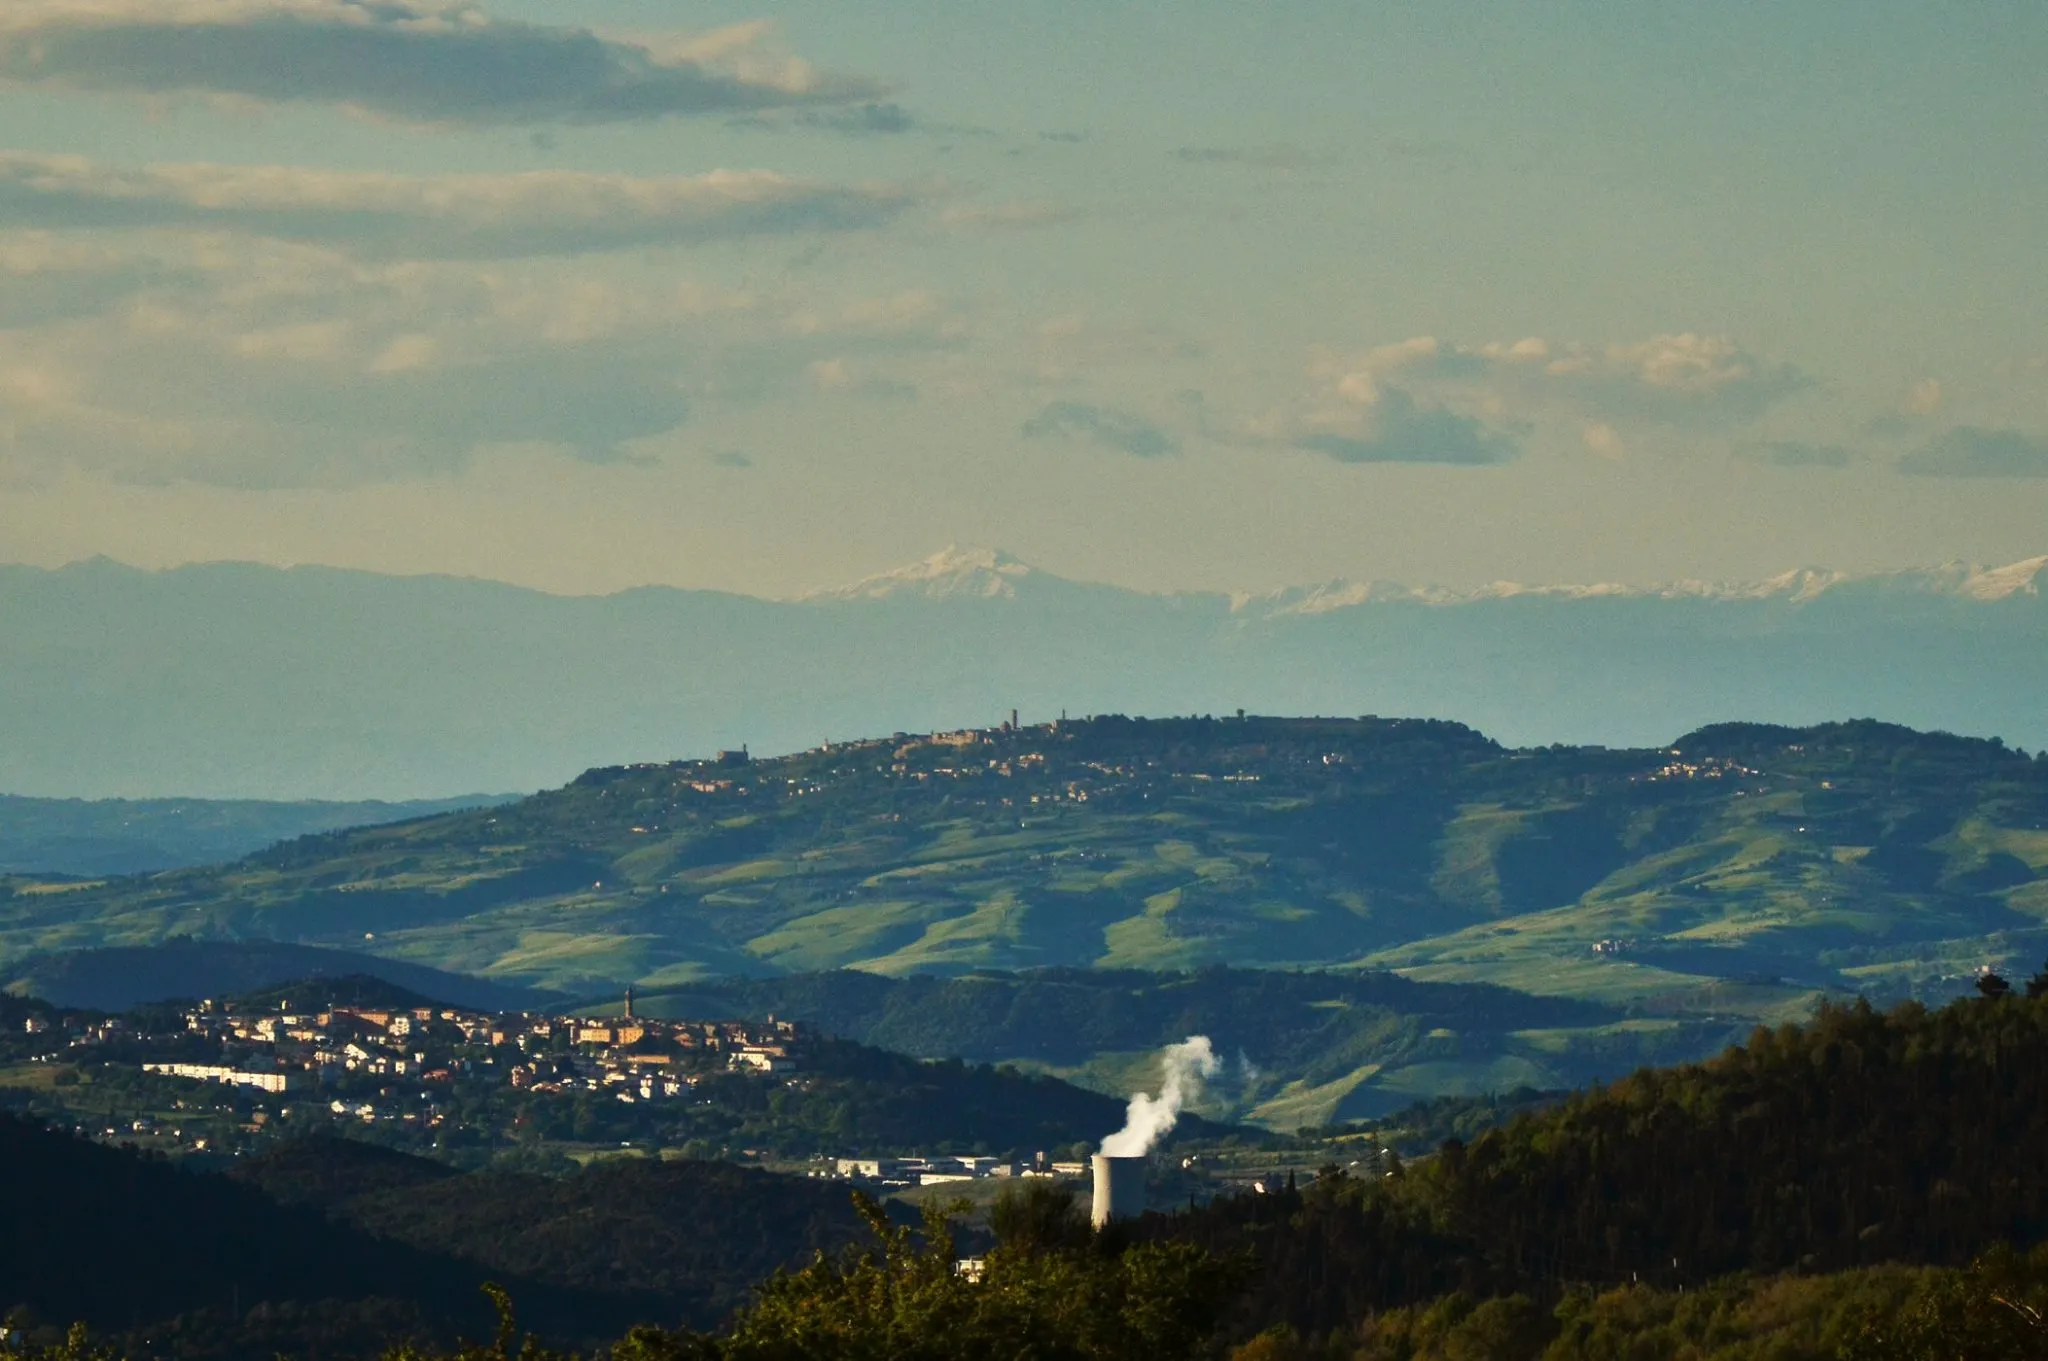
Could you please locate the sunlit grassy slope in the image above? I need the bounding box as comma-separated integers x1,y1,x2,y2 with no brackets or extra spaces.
10,714,2043,1123
7,716,2045,1002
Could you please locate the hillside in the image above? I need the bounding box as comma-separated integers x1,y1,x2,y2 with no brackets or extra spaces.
627,967,1730,1125
3,938,562,1012
227,1137,885,1319
7,718,2043,1029
0,1115,883,1358
2,554,2045,799
19,989,2048,1359
1137,987,2048,1339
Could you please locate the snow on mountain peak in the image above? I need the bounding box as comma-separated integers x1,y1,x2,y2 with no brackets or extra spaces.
1234,556,2044,617
1955,555,2048,600
811,550,2045,611
807,546,1037,601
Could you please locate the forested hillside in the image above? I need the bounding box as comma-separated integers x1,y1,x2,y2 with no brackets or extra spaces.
11,988,2048,1359
229,1137,884,1318
0,1117,885,1357
1138,985,2048,1338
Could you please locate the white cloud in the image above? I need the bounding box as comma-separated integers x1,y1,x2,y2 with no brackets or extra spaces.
0,0,886,125
1248,352,1513,465
1248,330,1804,467
1341,332,1808,424
0,236,962,487
0,153,933,257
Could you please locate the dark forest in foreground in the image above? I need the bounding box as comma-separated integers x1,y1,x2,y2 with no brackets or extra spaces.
10,983,2048,1359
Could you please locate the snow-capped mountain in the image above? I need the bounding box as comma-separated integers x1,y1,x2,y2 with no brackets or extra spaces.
3,551,2044,799
800,548,2047,616
1237,556,2044,617
801,547,1038,602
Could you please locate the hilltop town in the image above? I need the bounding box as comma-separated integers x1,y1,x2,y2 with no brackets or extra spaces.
0,980,1149,1172
144,989,804,1099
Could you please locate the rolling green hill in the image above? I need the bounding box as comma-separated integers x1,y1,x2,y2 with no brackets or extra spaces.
6,714,2045,1118
8,716,2042,1000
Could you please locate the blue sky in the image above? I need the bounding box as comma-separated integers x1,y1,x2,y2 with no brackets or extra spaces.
0,0,2043,596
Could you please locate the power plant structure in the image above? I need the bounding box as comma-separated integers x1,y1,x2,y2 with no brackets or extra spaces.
1090,1153,1146,1228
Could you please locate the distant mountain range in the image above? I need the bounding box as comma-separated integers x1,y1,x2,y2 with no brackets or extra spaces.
2,550,2043,799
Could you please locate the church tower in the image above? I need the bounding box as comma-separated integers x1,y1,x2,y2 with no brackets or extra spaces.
623,986,635,1021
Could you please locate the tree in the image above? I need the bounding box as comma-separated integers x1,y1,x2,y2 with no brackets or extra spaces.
988,1179,1091,1257
1977,971,2013,1000
1843,1252,2048,1360
700,1192,1244,1361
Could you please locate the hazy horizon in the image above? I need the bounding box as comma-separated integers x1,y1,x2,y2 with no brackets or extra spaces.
1,2,2044,598
6,551,2044,800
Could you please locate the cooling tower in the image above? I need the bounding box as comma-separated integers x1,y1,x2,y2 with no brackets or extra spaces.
1090,1153,1146,1228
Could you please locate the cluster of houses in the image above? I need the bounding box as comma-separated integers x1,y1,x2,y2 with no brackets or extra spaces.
1639,753,1762,783
506,1004,805,1102
820,1152,1090,1188
130,990,810,1103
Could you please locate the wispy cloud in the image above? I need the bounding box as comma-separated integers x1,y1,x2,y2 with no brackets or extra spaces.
1753,439,1852,468
741,102,915,135
1170,145,1307,169
1898,427,2048,478
941,202,1074,232
0,1,887,126
807,357,918,402
0,153,930,257
1023,401,1177,458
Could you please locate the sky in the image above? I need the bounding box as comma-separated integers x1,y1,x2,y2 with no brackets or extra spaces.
0,0,2044,599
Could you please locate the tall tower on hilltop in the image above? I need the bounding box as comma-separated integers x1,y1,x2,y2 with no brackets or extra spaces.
623,986,635,1021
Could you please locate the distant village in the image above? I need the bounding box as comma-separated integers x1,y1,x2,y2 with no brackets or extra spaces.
122,987,803,1103
20,991,1089,1182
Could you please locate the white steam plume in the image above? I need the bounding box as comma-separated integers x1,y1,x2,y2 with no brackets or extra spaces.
1099,1035,1219,1157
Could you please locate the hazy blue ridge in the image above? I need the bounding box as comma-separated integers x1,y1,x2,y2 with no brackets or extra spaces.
1,556,2043,799
0,792,519,876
